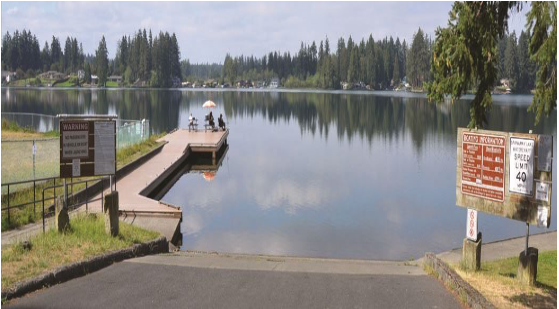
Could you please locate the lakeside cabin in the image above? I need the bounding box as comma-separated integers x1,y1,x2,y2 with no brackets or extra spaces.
270,78,280,88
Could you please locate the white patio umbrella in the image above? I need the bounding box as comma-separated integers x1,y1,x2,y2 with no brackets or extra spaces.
202,100,216,108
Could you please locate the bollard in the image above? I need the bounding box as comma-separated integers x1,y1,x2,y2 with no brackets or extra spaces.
55,196,70,232
103,191,119,237
462,232,482,271
517,247,538,286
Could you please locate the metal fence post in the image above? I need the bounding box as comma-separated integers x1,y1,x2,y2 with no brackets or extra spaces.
7,184,10,225
85,181,88,213
42,190,45,233
33,180,36,217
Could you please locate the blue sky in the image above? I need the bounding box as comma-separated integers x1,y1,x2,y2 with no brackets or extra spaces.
1,1,529,63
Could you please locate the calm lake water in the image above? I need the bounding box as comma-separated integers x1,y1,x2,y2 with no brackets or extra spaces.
2,88,556,260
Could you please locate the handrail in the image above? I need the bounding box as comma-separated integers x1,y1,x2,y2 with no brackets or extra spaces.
2,176,57,187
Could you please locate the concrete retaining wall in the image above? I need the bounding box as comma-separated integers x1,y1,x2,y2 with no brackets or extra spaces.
423,253,495,309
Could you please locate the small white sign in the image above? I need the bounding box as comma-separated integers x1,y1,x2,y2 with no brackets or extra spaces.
72,158,81,177
535,181,549,203
538,135,553,172
466,209,478,241
509,137,535,195
537,206,549,227
94,121,116,175
32,144,37,155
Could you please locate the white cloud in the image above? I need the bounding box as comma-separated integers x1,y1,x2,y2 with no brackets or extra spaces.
6,7,18,15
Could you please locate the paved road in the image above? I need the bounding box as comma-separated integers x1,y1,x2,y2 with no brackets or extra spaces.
7,253,460,309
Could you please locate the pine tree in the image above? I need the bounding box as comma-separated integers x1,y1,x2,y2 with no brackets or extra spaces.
95,36,108,86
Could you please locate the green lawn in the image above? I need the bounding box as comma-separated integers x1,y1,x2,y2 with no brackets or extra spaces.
1,213,160,290
106,81,119,87
453,250,557,308
482,250,556,288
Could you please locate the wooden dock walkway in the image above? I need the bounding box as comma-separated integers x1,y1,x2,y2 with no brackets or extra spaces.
84,128,228,241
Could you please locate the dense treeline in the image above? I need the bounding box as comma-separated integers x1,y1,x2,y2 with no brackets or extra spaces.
220,29,433,90
497,31,537,93
181,60,223,80
1,30,87,74
1,27,539,92
2,28,182,88
114,29,182,87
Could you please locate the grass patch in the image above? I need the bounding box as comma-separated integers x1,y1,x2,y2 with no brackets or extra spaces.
452,250,557,309
1,213,160,290
106,81,119,87
116,132,165,167
1,133,166,231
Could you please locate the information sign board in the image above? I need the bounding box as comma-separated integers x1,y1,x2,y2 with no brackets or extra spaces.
461,132,505,202
94,121,116,175
538,135,553,172
456,128,553,227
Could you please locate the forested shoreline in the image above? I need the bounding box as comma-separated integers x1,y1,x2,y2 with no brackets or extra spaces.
0,27,538,93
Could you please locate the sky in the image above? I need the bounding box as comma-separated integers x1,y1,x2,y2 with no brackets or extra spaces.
1,1,529,64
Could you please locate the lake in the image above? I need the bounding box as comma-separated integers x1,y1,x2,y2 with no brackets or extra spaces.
1,88,556,260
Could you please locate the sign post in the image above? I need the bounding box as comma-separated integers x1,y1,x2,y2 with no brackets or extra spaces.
456,128,553,283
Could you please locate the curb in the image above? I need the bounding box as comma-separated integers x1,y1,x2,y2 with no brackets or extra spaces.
423,253,495,309
1,236,169,301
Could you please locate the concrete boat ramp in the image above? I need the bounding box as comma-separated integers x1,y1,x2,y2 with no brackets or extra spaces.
88,128,229,245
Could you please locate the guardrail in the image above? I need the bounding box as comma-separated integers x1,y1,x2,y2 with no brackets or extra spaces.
1,176,111,232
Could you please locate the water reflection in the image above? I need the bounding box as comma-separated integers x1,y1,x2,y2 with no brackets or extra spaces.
2,89,554,151
2,88,556,260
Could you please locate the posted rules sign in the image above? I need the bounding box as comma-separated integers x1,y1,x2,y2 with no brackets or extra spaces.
461,132,506,202
509,137,535,195
456,128,553,227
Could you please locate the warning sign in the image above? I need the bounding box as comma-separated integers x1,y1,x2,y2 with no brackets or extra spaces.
61,121,89,159
461,132,506,202
59,117,116,178
509,137,535,195
466,209,478,241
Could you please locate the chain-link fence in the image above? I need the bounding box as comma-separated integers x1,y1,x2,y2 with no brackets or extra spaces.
1,113,150,192
117,119,150,149
1,138,59,193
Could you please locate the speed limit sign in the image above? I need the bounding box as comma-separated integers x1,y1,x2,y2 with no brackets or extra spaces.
466,209,478,241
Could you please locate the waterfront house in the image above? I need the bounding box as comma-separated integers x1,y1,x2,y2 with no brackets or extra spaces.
270,78,280,88
108,75,123,83
2,71,16,83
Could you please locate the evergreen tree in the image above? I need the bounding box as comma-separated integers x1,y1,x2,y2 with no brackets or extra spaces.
95,36,109,86
428,1,556,127
504,32,519,89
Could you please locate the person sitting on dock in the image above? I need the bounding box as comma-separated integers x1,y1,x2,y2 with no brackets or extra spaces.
218,114,226,131
188,113,198,131
209,111,215,128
